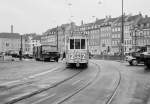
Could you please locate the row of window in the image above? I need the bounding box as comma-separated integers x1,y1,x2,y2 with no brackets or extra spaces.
101,39,111,45
112,34,120,38
101,27,111,31
143,30,150,36
80,25,101,31
124,40,132,45
112,27,121,32
112,40,120,45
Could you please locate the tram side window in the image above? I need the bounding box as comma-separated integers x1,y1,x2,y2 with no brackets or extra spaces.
70,39,74,49
81,39,85,49
75,39,80,49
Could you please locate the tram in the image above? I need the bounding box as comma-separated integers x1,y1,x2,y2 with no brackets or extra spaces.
65,31,89,68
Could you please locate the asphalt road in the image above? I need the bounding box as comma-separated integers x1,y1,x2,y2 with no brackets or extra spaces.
0,60,150,104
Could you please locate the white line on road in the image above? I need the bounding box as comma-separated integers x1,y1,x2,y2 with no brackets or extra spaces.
0,67,61,87
28,67,60,79
32,93,56,104
0,80,20,86
72,80,81,86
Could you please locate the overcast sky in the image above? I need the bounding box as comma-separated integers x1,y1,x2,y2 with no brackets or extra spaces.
0,0,150,34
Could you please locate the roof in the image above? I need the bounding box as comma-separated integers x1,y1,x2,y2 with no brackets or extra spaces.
138,17,150,24
32,35,42,40
115,14,141,23
0,33,21,39
95,19,105,25
127,15,141,22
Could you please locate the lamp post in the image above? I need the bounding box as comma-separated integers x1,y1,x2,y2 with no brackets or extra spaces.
19,35,23,61
56,26,59,51
121,0,124,60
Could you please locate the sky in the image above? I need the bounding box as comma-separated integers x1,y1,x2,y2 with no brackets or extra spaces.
0,0,150,34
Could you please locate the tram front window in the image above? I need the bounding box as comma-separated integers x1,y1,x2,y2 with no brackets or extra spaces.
70,39,74,49
81,39,85,49
75,39,80,49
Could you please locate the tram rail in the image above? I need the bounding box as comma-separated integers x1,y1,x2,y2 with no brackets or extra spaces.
105,65,122,104
53,62,101,104
4,67,82,104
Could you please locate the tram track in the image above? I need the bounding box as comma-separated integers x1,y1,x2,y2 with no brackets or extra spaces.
51,62,101,104
56,60,122,104
3,67,82,104
105,65,122,104
6,62,99,104
3,61,121,104
0,66,65,90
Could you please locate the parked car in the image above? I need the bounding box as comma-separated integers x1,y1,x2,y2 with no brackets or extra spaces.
126,46,146,66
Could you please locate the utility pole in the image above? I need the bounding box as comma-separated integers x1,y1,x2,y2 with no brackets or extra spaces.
57,26,59,51
20,35,23,61
134,29,137,51
121,0,124,60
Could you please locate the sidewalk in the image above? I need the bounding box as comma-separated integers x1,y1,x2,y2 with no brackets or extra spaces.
0,58,35,63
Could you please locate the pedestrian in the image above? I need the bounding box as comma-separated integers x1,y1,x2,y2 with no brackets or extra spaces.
62,51,66,60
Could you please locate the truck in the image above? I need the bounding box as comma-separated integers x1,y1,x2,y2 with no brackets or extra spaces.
33,45,60,62
126,46,147,65
140,45,150,69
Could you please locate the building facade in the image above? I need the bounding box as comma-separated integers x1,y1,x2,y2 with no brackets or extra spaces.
0,33,25,54
132,16,150,50
24,34,41,55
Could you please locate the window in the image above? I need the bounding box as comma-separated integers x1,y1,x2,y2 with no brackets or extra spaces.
75,39,80,49
81,39,85,49
6,43,9,47
70,39,74,49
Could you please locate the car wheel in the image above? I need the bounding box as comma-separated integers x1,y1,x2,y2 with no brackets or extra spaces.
55,58,58,62
129,61,133,66
132,60,138,66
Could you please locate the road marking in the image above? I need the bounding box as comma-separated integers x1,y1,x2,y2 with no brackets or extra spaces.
28,67,60,79
0,67,61,87
32,93,56,104
0,80,20,86
72,80,81,86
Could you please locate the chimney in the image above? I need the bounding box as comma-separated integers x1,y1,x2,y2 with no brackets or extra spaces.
81,20,84,25
139,11,142,16
145,15,148,18
105,15,108,19
96,18,99,21
109,15,111,19
11,25,13,33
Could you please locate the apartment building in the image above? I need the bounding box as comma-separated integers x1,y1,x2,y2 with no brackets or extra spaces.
98,17,116,55
111,14,142,55
41,28,57,46
80,22,101,55
134,16,150,48
24,34,41,55
41,23,77,54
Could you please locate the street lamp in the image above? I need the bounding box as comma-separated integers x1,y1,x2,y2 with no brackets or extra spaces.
19,35,23,61
56,26,59,51
121,0,124,60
